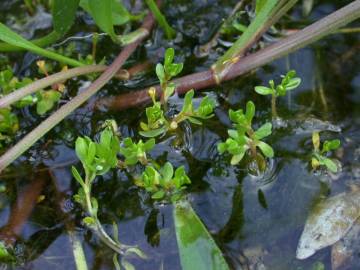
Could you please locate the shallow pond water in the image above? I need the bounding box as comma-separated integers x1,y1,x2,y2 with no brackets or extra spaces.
0,1,359,269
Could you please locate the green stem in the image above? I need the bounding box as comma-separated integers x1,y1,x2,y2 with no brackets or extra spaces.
69,230,89,270
271,94,278,118
145,0,175,39
83,177,132,255
0,30,61,52
213,0,298,82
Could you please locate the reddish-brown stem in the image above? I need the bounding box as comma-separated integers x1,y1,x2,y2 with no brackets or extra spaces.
97,0,360,111
0,170,46,245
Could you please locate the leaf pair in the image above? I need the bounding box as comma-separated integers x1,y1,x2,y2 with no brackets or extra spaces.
177,90,215,124
255,70,301,97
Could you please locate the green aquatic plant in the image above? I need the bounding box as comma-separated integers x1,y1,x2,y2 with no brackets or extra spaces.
137,162,191,201
140,48,214,137
71,127,146,262
140,88,215,138
311,131,341,173
255,70,301,118
218,101,274,171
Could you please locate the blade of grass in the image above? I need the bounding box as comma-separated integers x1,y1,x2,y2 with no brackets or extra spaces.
213,0,298,81
145,0,175,39
0,23,83,67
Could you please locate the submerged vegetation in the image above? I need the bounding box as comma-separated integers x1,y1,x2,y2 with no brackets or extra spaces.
0,0,359,269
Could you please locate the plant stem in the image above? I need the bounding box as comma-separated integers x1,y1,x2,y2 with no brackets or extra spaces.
145,0,175,39
97,0,360,111
0,30,61,52
83,176,132,255
212,0,298,82
0,8,157,173
271,94,278,118
69,230,89,270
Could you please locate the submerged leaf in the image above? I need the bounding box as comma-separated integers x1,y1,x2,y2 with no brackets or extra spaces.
174,200,230,270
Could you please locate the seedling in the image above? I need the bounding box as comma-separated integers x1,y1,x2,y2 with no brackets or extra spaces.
156,48,183,103
137,162,191,202
255,70,301,118
311,131,341,173
218,101,274,171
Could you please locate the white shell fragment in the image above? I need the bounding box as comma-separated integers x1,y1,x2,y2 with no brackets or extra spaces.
296,191,360,260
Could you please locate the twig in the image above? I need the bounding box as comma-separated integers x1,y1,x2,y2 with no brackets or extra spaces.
0,61,153,109
0,6,157,173
96,0,360,111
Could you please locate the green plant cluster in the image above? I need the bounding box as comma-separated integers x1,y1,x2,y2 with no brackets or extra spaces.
311,131,341,173
140,162,191,201
140,49,216,138
218,101,273,169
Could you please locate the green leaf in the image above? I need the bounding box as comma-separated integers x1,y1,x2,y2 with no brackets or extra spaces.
167,63,183,78
245,101,255,122
254,86,273,95
227,130,238,139
0,23,83,67
152,190,165,200
182,90,194,113
80,0,133,26
217,142,227,154
144,138,156,151
71,166,85,186
231,152,245,165
173,200,230,270
257,141,274,158
161,162,174,183
88,0,119,42
75,137,88,163
164,48,175,67
321,157,338,173
156,63,165,84
323,139,341,152
86,142,96,165
52,0,80,36
187,117,203,125
285,78,301,91
36,90,62,115
254,123,272,140
139,126,167,138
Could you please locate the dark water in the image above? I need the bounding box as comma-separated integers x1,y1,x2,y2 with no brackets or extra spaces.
0,1,359,269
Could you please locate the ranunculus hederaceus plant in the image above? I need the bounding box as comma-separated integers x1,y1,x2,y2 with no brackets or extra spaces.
218,101,274,172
